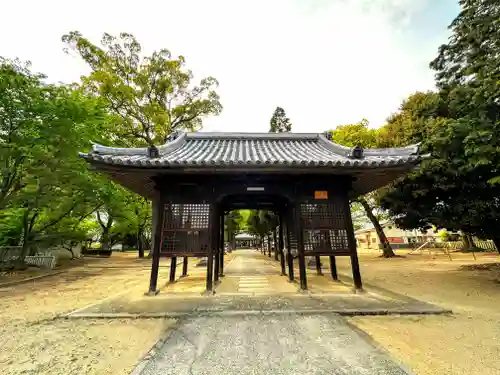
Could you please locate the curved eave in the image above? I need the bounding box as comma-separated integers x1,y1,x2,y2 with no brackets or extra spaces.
87,131,421,159
79,152,423,169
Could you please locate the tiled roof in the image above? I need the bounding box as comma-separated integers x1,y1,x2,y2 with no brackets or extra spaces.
79,131,423,169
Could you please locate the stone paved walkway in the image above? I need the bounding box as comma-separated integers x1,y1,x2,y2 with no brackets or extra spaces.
68,249,450,317
216,249,302,295
132,314,411,375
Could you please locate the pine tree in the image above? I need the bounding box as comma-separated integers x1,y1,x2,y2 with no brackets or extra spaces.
269,107,292,133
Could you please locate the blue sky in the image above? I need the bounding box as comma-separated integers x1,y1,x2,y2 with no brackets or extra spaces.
0,0,460,133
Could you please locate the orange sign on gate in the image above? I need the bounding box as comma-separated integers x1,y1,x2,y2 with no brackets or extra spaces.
314,190,328,199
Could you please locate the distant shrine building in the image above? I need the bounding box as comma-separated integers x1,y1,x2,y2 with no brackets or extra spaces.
80,131,423,294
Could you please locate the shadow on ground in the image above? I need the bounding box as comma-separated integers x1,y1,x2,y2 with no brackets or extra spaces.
65,281,450,318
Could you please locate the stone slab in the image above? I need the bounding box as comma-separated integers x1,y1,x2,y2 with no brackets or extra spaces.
131,314,411,375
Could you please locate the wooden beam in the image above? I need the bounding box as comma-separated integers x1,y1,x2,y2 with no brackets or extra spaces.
146,193,165,295
206,203,218,293
219,212,225,277
181,256,188,277
315,255,323,276
286,208,294,282
169,256,177,283
278,214,286,276
329,256,338,281
294,204,308,290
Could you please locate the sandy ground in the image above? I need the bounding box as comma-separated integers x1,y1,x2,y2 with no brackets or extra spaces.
0,253,176,375
2,250,500,375
335,249,500,375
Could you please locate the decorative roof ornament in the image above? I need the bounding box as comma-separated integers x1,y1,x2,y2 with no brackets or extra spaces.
349,145,364,159
147,145,159,158
323,131,333,141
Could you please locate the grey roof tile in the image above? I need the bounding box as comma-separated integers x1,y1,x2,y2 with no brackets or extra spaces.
80,131,423,169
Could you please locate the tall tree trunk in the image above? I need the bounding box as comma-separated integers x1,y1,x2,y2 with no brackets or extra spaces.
137,231,144,258
461,232,472,250
101,229,110,250
15,210,32,270
357,197,395,258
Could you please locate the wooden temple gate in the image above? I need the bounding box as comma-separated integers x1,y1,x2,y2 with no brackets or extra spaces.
80,131,423,295
146,174,363,294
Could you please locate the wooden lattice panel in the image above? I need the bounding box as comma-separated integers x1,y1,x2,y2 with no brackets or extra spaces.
161,203,211,256
300,202,350,255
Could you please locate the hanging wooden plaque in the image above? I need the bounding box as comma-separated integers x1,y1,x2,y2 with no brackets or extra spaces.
314,190,328,199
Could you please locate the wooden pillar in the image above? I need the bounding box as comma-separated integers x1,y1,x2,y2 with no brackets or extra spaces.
329,256,338,281
315,255,323,276
169,256,177,283
294,203,307,290
206,203,218,293
273,227,279,261
219,211,225,277
147,193,165,295
181,256,188,277
286,207,294,281
214,211,220,284
278,214,286,276
344,195,363,291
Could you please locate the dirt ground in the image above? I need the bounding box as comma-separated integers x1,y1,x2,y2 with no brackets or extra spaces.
335,249,500,375
0,253,176,375
2,251,500,375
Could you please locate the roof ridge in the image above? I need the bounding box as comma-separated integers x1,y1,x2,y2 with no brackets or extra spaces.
186,132,321,140
87,130,421,158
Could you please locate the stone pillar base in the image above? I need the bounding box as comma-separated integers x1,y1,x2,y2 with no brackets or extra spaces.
307,257,322,269
196,257,208,267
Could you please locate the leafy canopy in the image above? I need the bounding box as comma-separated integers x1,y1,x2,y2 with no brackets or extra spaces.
62,31,222,146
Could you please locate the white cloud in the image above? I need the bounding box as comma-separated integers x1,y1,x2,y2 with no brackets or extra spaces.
0,0,454,133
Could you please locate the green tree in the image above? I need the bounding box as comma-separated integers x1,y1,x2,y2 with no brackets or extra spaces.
328,119,379,148
62,31,222,146
269,107,292,133
0,58,109,265
378,92,446,148
378,1,500,251
328,120,396,257
246,210,267,249
224,210,243,249
430,0,500,184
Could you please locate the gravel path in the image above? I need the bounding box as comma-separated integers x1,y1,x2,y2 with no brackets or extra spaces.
135,314,409,375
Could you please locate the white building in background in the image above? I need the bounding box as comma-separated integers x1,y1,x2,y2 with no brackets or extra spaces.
354,221,443,249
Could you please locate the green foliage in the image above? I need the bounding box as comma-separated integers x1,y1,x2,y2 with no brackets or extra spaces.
377,0,500,249
269,107,292,133
0,209,23,246
225,210,244,244
62,31,222,146
378,92,446,147
246,209,279,239
328,119,396,256
0,57,109,257
328,119,380,148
